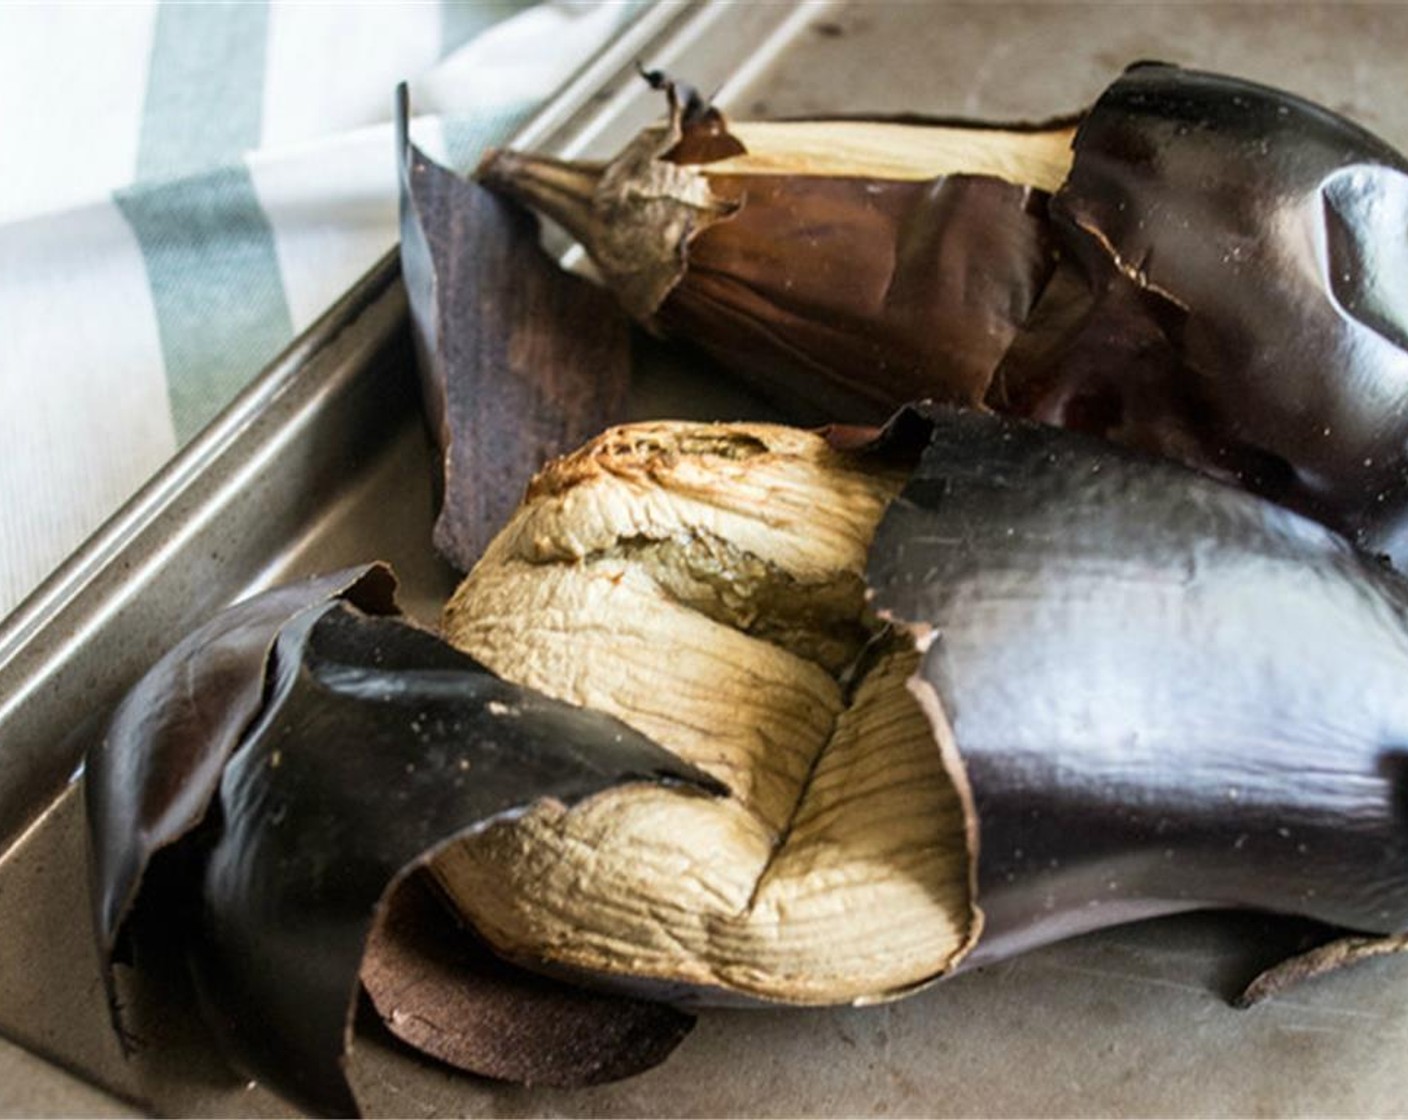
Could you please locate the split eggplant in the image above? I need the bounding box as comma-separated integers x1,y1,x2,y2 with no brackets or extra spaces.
480,64,1408,567
89,408,1408,1106
85,564,720,1116
438,420,973,1004
435,409,1408,1005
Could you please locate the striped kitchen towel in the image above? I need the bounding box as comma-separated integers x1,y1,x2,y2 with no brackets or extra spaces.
0,0,642,621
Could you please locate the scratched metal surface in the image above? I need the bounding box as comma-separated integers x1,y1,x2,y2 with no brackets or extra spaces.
4,1,1408,1116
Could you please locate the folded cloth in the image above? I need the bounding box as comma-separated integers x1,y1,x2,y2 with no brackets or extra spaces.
0,0,641,620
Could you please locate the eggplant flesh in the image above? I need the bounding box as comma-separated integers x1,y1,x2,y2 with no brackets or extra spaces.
437,410,1408,1005
438,421,975,1004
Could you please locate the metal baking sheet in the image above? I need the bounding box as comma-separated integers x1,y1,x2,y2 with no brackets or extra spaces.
5,2,1408,1115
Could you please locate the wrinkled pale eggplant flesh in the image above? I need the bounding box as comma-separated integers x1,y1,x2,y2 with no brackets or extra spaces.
712,120,1075,192
363,874,694,1087
990,61,1408,567
86,563,396,1008
656,172,1055,425
436,421,975,1006
866,405,1408,967
181,603,718,1116
397,91,631,572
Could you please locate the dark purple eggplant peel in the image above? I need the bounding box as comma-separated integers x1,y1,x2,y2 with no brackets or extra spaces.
992,61,1408,570
396,84,632,572
85,564,722,1117
870,405,1408,964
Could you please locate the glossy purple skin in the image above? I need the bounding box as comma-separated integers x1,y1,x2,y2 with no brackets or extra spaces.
86,564,396,983
992,62,1408,568
87,576,719,1117
868,406,1408,967
189,605,715,1115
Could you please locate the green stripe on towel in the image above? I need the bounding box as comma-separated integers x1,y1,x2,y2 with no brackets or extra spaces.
119,0,293,444
136,2,272,181
116,169,294,444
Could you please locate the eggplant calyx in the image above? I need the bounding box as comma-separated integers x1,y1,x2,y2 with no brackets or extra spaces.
476,80,738,323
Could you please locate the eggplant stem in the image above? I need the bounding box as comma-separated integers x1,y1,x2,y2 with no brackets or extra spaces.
476,149,607,251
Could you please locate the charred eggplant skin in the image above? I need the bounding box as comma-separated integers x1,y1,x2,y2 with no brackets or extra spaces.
86,564,396,986
396,86,631,572
192,605,716,1115
992,62,1408,567
473,75,1064,428
868,405,1408,966
86,575,720,1117
657,171,1055,424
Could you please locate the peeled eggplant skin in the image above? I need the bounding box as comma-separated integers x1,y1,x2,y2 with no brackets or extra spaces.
189,604,716,1115
86,576,720,1117
86,563,396,988
868,406,1408,965
992,62,1408,567
397,105,632,571
654,172,1055,423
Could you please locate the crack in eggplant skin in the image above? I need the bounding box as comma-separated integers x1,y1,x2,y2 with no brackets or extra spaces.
868,405,1408,968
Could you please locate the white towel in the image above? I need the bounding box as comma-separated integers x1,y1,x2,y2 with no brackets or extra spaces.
0,0,641,618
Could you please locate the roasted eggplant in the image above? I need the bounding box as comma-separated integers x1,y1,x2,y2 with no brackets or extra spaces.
89,410,1408,1107
434,409,1408,1005
480,64,1408,567
476,75,1073,423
